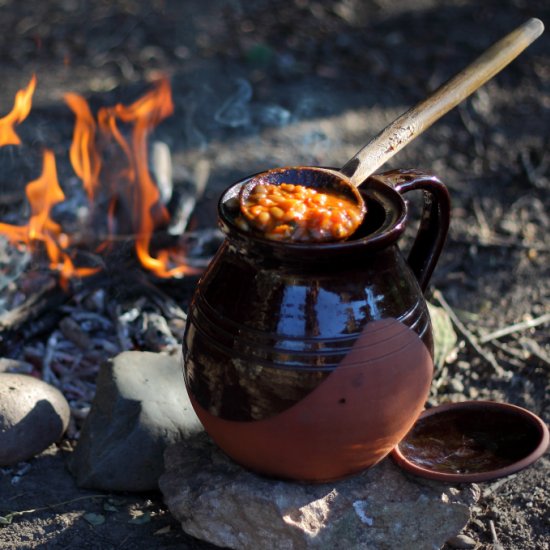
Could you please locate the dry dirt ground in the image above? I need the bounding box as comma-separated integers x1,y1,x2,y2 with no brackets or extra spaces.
0,1,549,549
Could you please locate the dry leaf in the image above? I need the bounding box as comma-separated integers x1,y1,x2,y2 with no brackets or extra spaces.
83,513,105,526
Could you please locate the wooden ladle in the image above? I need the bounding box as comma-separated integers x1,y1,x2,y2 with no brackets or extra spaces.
239,18,544,240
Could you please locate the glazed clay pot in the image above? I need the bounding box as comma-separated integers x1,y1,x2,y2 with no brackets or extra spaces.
183,168,451,482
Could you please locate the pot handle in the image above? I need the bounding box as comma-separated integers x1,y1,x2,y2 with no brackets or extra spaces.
371,169,451,292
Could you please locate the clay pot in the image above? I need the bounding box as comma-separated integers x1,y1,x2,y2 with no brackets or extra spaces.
392,400,550,483
183,168,451,481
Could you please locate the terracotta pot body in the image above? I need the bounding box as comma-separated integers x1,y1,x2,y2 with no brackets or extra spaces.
183,168,451,481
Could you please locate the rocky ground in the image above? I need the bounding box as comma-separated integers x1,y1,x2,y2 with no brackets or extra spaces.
0,0,548,548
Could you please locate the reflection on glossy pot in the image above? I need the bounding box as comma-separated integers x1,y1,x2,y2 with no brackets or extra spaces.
183,168,451,481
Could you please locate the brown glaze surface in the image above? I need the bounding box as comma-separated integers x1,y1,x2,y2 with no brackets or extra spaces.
189,319,433,482
183,169,450,480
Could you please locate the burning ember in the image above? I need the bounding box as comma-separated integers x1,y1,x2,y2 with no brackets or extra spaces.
0,75,200,288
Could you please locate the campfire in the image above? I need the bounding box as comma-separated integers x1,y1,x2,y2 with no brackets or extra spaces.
0,76,217,431
0,75,202,285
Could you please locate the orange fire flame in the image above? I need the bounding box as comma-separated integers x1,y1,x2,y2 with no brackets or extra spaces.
0,75,200,287
0,75,36,145
0,149,100,288
65,92,102,201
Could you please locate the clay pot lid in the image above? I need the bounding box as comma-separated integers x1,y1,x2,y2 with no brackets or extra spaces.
391,400,549,483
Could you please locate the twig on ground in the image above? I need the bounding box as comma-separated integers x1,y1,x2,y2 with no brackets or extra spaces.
482,475,516,498
42,331,60,386
432,289,504,375
520,148,550,189
489,520,505,550
489,340,529,368
0,494,110,525
457,103,485,157
479,313,550,343
472,199,492,242
452,236,549,251
519,337,550,367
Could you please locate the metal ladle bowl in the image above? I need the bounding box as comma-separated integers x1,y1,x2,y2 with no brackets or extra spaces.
239,18,544,241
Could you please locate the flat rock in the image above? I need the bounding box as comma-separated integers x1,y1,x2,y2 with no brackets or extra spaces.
160,434,479,550
0,373,70,466
67,351,203,492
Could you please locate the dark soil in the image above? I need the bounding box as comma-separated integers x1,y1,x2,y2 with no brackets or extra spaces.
0,1,549,549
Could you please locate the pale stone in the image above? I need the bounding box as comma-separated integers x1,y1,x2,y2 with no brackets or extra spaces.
160,434,478,550
0,373,70,466
447,534,478,549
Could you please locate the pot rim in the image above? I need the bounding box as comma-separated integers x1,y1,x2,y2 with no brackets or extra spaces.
217,166,408,254
391,400,550,483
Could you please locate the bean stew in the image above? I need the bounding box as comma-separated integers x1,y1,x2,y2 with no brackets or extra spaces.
238,182,365,242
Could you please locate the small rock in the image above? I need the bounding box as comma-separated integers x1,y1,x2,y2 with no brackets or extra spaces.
67,351,203,492
0,358,34,374
448,378,465,393
0,373,70,466
469,518,485,531
160,435,476,550
487,506,501,519
468,387,480,399
447,533,477,549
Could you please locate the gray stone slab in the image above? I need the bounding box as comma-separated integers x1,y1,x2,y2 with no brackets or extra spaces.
160,433,479,550
67,351,202,492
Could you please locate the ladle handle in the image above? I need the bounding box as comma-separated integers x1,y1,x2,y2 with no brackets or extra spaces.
341,18,545,185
